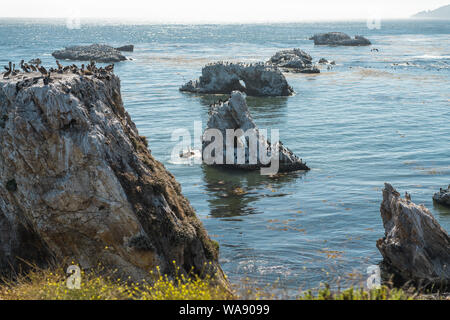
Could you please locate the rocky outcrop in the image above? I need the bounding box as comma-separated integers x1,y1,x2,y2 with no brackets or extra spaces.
180,62,294,97
52,44,128,63
268,49,320,74
433,185,450,207
377,183,450,289
310,32,371,46
0,62,227,287
115,45,134,52
202,91,309,172
318,58,335,65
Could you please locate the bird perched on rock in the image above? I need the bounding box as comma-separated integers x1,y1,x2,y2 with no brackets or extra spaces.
3,62,12,78
105,64,114,72
56,60,63,72
405,192,411,201
38,65,48,76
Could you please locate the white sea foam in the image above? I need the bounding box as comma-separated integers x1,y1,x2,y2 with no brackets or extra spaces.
413,54,450,60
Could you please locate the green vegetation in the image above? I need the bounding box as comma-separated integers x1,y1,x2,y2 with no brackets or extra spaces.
0,264,447,300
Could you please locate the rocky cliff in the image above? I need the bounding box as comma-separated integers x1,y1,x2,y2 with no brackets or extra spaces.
180,62,294,97
377,183,450,289
0,63,227,286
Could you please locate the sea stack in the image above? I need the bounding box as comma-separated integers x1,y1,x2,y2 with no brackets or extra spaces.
0,63,227,287
202,91,309,173
377,183,450,289
310,32,371,46
268,49,320,73
180,62,294,97
433,185,450,207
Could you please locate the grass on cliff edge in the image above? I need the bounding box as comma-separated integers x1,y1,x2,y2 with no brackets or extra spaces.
0,264,446,300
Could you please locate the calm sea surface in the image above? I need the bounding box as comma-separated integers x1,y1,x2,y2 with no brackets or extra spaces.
0,19,449,296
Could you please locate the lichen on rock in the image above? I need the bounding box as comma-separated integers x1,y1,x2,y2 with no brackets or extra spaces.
0,63,227,287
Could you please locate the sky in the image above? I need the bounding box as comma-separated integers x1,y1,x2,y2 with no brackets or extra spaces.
1,0,449,22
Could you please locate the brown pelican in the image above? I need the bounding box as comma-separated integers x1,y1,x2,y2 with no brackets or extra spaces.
38,65,48,76
405,192,411,201
3,62,12,78
56,60,63,70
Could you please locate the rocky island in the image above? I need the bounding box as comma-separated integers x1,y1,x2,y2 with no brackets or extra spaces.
433,185,450,207
202,91,309,172
310,32,371,46
52,44,128,63
268,49,320,73
377,184,450,289
0,62,227,287
180,62,294,97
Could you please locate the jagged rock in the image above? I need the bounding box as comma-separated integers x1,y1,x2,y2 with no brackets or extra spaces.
115,45,134,52
180,62,294,97
310,32,371,46
433,185,450,207
268,49,320,74
377,183,450,289
0,65,227,287
52,44,128,63
202,91,309,172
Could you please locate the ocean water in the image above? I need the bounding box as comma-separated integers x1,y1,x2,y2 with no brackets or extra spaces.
0,19,449,296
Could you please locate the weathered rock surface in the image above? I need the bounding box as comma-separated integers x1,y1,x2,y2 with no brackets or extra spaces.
202,91,309,172
115,45,134,52
310,32,371,46
377,183,450,289
180,62,294,97
433,185,450,207
0,63,227,286
268,49,320,74
52,44,128,63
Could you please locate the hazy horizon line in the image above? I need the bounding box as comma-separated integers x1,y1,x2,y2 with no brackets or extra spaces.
0,16,445,24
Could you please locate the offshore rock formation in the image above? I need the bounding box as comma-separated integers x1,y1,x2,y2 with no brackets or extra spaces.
268,49,320,73
180,62,294,97
433,185,450,207
202,91,309,172
310,32,371,46
115,45,134,52
52,44,128,63
0,62,227,287
318,58,336,65
377,183,450,289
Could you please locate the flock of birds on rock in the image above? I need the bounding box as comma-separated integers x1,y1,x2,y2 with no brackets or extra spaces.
2,59,115,86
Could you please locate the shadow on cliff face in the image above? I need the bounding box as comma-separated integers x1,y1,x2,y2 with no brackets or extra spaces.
201,165,307,218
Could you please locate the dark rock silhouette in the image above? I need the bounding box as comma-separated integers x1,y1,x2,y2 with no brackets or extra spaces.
377,183,450,289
